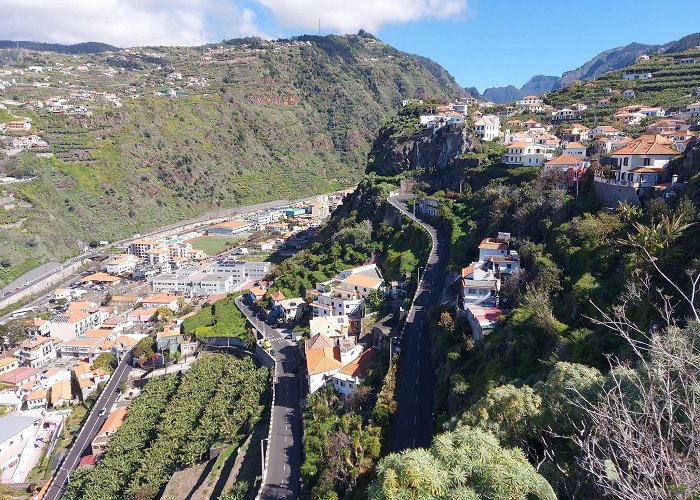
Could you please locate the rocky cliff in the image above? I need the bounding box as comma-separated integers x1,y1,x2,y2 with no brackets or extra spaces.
366,125,475,176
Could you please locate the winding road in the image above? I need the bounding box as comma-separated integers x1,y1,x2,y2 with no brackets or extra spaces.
387,194,450,451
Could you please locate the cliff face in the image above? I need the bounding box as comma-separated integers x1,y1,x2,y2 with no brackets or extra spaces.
367,125,475,176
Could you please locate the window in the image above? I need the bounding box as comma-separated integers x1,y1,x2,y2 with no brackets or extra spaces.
623,157,629,166
643,158,651,166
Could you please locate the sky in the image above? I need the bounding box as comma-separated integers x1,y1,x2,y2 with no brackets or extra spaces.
2,0,700,91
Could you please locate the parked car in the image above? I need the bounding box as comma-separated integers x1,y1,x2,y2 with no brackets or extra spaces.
98,408,106,417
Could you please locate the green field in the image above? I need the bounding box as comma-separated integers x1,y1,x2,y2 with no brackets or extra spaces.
190,236,242,255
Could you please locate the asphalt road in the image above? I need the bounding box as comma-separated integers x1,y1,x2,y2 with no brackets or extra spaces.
387,195,450,451
44,351,133,500
235,297,302,499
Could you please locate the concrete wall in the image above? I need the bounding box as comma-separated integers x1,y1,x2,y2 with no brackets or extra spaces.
0,259,89,311
593,181,643,207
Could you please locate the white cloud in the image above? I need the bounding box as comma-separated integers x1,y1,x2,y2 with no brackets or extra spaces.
254,0,468,33
0,0,266,47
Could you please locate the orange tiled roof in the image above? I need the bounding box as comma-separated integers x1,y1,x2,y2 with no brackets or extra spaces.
478,238,507,251
545,155,584,165
96,407,127,436
50,380,72,403
613,134,677,156
306,347,342,376
338,348,376,378
342,273,383,289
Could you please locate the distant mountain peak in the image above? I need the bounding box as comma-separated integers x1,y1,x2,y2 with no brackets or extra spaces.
478,31,700,103
0,40,119,54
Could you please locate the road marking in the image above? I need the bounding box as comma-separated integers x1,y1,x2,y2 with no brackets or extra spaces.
415,396,418,405
416,375,419,384
414,416,417,425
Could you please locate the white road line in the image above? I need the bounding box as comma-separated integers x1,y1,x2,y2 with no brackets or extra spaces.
414,416,417,425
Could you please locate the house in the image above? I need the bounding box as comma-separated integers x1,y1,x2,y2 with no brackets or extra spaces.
309,315,357,340
0,366,41,389
141,293,180,312
590,126,620,138
26,318,51,336
48,301,108,341
501,142,554,166
270,291,286,309
127,307,158,323
614,112,646,126
623,72,652,80
104,254,140,275
562,142,587,157
678,57,696,65
622,89,635,98
305,334,343,393
594,134,678,206
16,337,59,368
687,101,700,117
4,120,31,131
568,124,591,141
516,95,541,106
465,305,506,340
273,298,308,322
156,324,184,353
638,106,665,117
283,207,306,217
553,108,576,121
50,380,73,407
521,119,542,129
92,407,127,456
248,286,266,302
73,362,109,400
544,155,589,186
330,348,376,397
418,198,441,217
0,415,40,473
478,234,511,262
474,115,500,141
0,357,19,376
25,388,47,409
40,369,71,389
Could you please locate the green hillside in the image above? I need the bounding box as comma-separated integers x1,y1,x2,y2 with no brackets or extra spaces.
0,33,462,284
546,48,700,112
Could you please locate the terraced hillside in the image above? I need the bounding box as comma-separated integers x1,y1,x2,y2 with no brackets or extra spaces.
0,33,462,284
546,48,700,112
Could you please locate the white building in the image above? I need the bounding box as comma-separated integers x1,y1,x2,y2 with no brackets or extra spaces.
0,415,40,473
16,337,59,368
104,254,140,275
474,114,500,141
501,142,554,166
623,72,652,80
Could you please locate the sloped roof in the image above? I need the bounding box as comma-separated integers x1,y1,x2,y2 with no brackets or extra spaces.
305,333,336,351
338,348,376,378
306,347,343,376
51,380,72,403
613,134,677,156
545,154,584,166
270,291,286,302
96,406,127,436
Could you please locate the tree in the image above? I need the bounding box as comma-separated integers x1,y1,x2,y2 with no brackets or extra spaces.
0,319,29,353
369,425,556,499
156,306,174,322
366,289,386,312
94,352,117,374
134,337,155,359
462,384,541,447
570,271,700,499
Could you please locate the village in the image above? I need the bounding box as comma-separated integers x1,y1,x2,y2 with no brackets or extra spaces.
0,188,352,485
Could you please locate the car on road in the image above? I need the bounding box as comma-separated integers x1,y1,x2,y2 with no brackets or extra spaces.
269,349,276,356
284,332,293,340
98,408,106,417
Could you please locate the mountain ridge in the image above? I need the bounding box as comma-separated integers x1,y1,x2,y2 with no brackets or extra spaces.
480,31,700,103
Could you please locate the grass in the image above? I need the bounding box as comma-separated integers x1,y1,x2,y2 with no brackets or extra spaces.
189,236,243,256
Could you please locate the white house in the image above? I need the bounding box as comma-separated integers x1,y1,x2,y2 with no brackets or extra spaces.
623,72,652,80
274,298,308,322
516,95,542,106
622,89,635,98
48,301,108,341
474,115,500,141
687,101,700,117
0,415,40,472
330,348,376,397
502,142,554,166
16,337,59,368
590,126,621,138
563,142,587,157
594,135,678,195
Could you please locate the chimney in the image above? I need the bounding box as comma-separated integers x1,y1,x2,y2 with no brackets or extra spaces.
672,174,678,185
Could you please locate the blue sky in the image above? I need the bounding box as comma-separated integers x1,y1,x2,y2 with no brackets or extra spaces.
3,0,700,92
